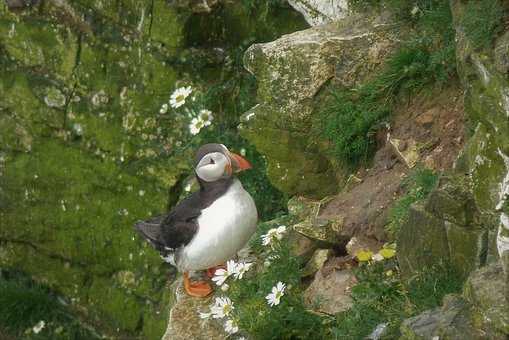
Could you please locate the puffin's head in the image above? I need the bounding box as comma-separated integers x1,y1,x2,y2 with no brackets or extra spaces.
194,143,251,182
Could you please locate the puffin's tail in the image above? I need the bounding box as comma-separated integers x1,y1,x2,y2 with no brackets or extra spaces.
134,216,165,251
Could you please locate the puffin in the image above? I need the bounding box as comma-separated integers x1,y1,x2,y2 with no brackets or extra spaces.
134,143,258,297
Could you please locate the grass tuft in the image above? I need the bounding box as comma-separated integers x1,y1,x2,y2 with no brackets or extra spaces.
319,0,456,168
386,167,439,237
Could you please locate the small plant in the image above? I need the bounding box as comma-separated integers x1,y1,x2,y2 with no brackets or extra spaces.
386,167,439,237
461,0,504,50
319,87,390,167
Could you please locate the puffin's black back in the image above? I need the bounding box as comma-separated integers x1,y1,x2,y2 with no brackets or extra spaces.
134,177,233,252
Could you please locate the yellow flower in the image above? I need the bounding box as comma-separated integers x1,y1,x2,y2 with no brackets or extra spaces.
356,250,373,262
379,248,396,259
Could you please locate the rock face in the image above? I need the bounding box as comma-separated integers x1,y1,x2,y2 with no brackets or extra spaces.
400,295,482,340
162,280,227,340
287,0,349,26
463,262,509,337
450,0,509,267
303,267,356,315
240,13,402,197
397,176,488,278
401,262,508,340
0,1,185,337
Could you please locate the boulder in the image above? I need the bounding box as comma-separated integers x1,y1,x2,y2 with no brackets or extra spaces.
402,262,508,340
303,267,356,315
463,262,509,337
240,12,402,197
400,295,482,340
397,176,489,278
301,248,332,277
162,279,228,340
287,0,349,26
293,216,347,247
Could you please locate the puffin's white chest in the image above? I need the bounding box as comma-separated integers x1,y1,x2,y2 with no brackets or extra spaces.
177,179,257,271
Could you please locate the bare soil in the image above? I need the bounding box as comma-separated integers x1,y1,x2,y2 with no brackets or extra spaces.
320,85,465,242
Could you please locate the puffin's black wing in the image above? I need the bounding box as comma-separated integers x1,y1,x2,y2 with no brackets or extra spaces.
159,196,201,250
135,177,233,252
134,215,167,252
134,193,201,252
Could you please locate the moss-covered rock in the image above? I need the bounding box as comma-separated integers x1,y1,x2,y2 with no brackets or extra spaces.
463,261,509,337
397,175,489,278
0,1,188,337
400,295,482,340
397,203,450,276
240,13,402,197
450,0,509,264
401,261,508,340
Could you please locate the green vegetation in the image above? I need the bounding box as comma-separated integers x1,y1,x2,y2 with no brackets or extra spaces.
225,218,331,339
220,218,461,339
386,168,439,237
320,0,455,167
461,0,505,50
319,87,390,167
0,271,100,340
332,260,463,339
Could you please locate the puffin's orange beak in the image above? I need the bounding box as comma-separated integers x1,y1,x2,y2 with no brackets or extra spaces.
229,152,252,173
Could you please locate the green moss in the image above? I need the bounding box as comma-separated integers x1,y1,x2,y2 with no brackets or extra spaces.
461,0,504,50
0,16,78,80
146,0,184,48
0,139,171,336
0,271,100,339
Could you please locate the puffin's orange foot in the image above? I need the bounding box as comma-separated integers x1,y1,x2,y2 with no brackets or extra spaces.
206,264,226,278
183,272,213,298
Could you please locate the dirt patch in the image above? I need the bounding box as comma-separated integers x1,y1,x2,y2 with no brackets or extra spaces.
320,85,465,241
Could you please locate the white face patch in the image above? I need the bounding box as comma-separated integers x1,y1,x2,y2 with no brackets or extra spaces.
195,152,230,182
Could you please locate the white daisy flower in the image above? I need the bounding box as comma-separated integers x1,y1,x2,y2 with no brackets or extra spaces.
261,225,287,247
189,117,205,135
210,296,234,318
224,319,239,335
265,281,286,307
233,262,253,280
32,320,45,334
199,109,214,126
159,103,168,114
169,86,192,108
211,260,237,286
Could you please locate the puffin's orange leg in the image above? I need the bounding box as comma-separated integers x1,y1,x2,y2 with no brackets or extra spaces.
206,264,227,278
183,272,213,298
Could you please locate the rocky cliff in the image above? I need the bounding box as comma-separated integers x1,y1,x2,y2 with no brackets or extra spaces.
1,0,508,339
